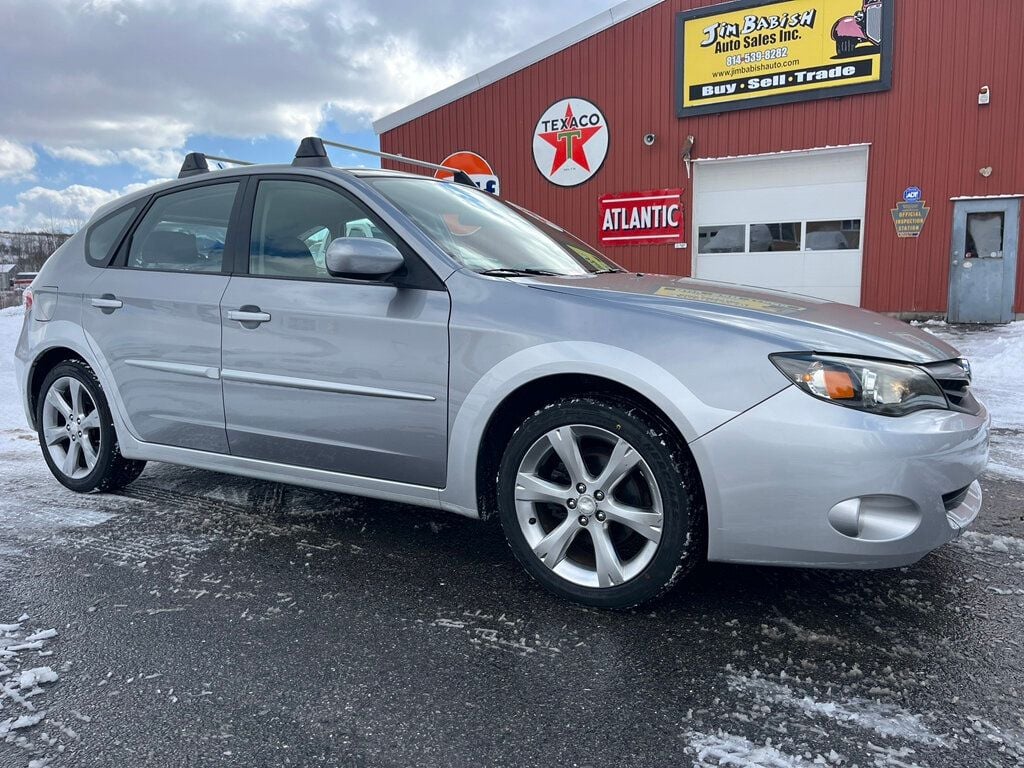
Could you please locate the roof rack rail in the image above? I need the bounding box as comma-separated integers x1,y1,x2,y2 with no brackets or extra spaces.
291,136,476,188
178,152,255,179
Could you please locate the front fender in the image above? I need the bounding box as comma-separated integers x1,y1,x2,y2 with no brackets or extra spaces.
438,341,736,517
832,17,865,39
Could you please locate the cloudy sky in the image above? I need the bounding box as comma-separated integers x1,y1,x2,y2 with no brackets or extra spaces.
0,0,619,232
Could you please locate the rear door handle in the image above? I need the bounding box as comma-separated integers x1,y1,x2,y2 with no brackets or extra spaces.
227,306,271,326
91,294,123,313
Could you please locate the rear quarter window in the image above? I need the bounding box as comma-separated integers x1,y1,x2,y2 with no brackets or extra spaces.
85,203,142,267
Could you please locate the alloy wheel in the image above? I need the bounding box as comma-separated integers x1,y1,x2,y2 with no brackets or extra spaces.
513,424,664,588
41,376,102,480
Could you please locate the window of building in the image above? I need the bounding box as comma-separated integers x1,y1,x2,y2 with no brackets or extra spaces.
752,222,801,252
698,225,745,254
806,220,862,251
699,219,862,254
128,183,238,272
965,212,1004,259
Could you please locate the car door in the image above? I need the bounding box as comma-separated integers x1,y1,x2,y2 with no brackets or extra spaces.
83,180,243,453
219,176,450,487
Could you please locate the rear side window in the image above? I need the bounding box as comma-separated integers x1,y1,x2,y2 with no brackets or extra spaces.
128,182,239,273
85,204,139,267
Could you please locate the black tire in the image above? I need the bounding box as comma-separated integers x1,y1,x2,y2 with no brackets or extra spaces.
496,395,705,608
836,37,857,56
35,360,146,493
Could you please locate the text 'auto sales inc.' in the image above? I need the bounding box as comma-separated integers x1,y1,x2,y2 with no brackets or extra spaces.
377,0,1024,323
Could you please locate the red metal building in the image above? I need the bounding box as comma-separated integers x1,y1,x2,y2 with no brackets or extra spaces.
377,0,1024,321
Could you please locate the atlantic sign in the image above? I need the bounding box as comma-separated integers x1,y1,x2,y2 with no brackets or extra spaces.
599,189,684,247
533,98,609,187
675,0,893,116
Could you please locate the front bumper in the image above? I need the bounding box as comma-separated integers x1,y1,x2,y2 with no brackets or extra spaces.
691,384,990,569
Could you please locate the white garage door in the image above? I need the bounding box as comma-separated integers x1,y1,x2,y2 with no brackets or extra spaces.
693,146,868,306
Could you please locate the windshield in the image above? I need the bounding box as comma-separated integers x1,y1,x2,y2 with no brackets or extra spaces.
365,177,621,276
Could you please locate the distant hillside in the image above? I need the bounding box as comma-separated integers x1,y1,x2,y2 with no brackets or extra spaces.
0,231,73,273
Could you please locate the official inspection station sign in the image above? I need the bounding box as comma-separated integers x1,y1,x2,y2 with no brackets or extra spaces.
675,0,893,116
599,189,684,247
891,187,930,239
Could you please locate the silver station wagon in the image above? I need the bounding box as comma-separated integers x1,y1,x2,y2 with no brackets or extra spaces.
15,138,989,607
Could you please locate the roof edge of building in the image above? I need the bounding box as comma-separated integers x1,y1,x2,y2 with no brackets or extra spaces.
372,0,665,136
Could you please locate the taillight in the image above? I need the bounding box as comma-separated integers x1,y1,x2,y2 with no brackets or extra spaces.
23,288,33,313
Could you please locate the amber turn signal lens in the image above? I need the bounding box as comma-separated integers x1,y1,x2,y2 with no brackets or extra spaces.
823,370,856,399
801,369,856,399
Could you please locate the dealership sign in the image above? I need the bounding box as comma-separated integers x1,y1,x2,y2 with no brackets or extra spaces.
434,151,500,195
599,189,684,247
675,0,893,116
533,98,609,187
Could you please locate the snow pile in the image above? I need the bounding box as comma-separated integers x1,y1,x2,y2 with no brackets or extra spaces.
1,616,68,764
688,731,812,767
928,321,1024,479
938,323,1024,431
729,675,948,747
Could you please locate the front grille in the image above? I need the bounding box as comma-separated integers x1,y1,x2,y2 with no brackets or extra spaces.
923,360,982,415
942,485,972,512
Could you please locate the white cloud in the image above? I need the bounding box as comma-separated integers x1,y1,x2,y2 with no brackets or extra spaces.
0,179,166,232
45,146,185,177
0,140,37,181
2,0,616,176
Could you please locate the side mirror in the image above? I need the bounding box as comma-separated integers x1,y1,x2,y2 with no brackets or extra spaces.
324,237,404,280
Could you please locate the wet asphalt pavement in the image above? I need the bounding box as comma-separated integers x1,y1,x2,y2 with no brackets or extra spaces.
2,450,1023,767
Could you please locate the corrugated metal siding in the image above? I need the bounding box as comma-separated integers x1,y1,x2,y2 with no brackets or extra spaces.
381,0,1024,313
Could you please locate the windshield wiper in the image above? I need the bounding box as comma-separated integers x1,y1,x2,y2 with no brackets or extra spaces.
478,268,564,277
591,268,625,274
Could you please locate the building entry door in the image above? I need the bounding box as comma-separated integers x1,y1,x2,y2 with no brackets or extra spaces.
948,198,1019,323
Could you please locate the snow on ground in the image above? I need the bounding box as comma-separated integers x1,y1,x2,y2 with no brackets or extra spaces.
0,616,72,764
924,321,1024,480
688,731,812,767
727,674,948,747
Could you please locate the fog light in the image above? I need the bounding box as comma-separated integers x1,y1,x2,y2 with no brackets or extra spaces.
827,496,921,542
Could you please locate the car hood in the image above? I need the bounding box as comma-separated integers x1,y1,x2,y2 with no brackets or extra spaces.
523,273,959,363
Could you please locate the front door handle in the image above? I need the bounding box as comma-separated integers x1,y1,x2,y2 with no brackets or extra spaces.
227,305,271,327
91,294,123,313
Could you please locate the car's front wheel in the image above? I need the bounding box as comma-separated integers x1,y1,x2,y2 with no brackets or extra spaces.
36,360,146,493
836,36,858,56
497,396,705,608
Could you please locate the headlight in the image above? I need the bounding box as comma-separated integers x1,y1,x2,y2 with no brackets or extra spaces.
769,353,948,417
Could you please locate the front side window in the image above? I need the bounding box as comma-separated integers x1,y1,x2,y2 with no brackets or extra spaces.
249,180,400,278
365,177,620,275
128,183,238,272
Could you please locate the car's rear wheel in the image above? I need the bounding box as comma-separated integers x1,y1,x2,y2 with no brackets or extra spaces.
36,360,146,493
497,396,705,608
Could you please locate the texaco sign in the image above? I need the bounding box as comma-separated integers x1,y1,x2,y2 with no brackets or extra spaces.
532,97,609,187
